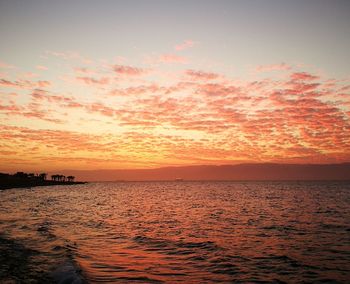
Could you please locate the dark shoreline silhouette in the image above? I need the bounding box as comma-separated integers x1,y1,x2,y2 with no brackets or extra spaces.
0,172,86,190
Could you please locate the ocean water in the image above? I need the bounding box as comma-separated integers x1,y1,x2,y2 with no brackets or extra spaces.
0,181,350,283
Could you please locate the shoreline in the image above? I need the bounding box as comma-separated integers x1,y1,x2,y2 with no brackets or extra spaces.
0,181,87,190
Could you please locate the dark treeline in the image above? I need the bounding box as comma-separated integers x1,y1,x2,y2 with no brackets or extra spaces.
0,172,84,190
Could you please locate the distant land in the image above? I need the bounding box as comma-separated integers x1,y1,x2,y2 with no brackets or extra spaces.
0,172,85,190
55,163,350,182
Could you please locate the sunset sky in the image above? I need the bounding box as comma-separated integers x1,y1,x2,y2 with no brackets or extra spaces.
1,0,350,172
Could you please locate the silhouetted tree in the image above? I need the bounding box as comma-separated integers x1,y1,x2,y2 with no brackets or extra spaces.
14,172,28,179
28,173,35,179
67,176,75,182
51,174,58,181
39,173,47,180
56,175,66,182
51,174,76,182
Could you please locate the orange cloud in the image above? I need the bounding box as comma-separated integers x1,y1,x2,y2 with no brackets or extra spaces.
1,61,349,170
0,99,63,124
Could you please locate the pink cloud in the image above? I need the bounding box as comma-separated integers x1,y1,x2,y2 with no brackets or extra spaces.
0,78,51,89
159,54,188,64
0,99,63,124
110,84,160,96
0,61,15,69
86,103,116,117
22,72,39,78
1,60,349,166
30,90,86,110
74,67,94,74
46,50,93,64
22,111,64,124
175,40,195,51
37,80,51,88
0,79,18,88
290,72,319,81
195,83,241,97
255,63,291,72
76,76,110,85
186,69,220,80
113,65,148,76
0,125,106,153
0,103,22,112
36,65,48,70
31,90,74,104
31,89,49,100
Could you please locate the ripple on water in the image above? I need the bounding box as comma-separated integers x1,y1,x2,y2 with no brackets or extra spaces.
132,235,221,256
0,181,350,283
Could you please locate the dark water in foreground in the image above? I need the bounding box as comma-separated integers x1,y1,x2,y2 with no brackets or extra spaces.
1,181,350,283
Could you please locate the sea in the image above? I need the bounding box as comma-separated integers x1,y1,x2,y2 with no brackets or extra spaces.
0,181,349,283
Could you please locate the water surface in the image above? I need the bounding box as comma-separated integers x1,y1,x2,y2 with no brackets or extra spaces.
1,181,350,283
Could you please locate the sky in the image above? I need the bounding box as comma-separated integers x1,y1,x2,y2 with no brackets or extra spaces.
0,0,350,172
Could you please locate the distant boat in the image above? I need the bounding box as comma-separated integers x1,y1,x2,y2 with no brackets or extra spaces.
175,178,184,181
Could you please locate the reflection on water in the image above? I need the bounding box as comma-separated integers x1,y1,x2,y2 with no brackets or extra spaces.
0,181,350,283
